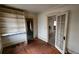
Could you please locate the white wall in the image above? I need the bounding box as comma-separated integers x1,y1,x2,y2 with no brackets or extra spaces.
33,14,38,38
38,5,79,53
38,14,48,42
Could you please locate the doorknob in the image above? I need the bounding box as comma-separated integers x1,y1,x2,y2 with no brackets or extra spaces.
63,36,65,40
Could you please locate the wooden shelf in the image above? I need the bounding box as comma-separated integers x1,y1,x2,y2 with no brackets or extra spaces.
1,32,26,36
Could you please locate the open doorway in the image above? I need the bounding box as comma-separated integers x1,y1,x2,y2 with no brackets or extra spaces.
48,16,56,46
25,18,34,44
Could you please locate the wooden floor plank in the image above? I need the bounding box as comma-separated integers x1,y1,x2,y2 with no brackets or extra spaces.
3,39,60,54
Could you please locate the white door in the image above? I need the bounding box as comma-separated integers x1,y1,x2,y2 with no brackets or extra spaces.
55,11,69,54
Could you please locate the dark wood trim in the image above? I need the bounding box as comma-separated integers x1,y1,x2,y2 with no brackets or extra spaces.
0,4,24,12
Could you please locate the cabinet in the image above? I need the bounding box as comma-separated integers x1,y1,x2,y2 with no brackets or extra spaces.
0,36,2,53
0,7,26,36
0,7,26,49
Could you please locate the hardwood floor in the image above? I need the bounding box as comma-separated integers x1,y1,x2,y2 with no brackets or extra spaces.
3,39,60,54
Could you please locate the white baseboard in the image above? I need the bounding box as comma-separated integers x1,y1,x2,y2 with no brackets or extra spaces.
68,49,79,54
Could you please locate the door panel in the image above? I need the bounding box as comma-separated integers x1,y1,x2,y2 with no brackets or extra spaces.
55,12,69,53
60,15,65,50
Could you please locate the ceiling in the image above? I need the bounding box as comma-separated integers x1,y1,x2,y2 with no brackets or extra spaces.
6,4,61,13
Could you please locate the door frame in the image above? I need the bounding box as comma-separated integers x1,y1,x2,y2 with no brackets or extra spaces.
47,10,70,54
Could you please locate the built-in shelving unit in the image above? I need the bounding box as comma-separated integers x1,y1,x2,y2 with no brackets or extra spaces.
0,6,26,36
0,6,27,50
